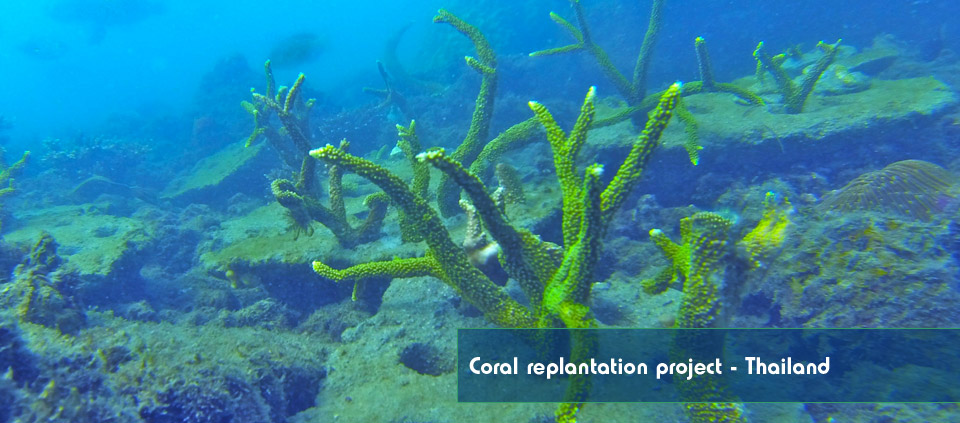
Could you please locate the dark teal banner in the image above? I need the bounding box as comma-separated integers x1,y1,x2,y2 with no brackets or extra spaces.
457,329,960,402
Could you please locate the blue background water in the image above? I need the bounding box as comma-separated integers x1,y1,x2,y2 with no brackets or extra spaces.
1,0,957,159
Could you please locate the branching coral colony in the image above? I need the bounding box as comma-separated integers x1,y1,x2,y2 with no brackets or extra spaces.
532,0,760,165
243,62,389,247
533,0,840,163
303,9,685,423
242,5,801,423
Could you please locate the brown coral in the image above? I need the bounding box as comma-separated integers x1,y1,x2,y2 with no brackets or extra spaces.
818,160,957,220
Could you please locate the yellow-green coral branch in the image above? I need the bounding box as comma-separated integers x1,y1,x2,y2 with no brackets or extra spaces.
468,117,542,180
0,151,29,199
529,87,597,247
418,149,552,308
532,1,635,103
396,120,431,243
674,101,703,166
631,0,665,101
694,36,716,90
312,256,440,282
309,144,536,328
601,82,681,223
543,164,604,326
434,9,499,217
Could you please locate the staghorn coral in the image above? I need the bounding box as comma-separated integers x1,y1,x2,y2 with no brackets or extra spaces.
684,37,765,106
494,162,526,206
531,3,762,165
642,212,732,302
817,160,956,221
753,39,842,113
362,60,409,119
394,120,431,243
432,9,500,217
530,0,664,104
309,82,681,422
244,62,389,248
643,212,746,423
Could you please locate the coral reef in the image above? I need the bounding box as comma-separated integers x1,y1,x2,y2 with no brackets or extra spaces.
742,210,960,328
5,3,960,423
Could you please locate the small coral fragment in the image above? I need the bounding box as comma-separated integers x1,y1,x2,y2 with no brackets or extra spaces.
739,191,793,267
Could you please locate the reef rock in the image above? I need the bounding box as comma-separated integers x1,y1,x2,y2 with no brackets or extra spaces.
161,141,272,207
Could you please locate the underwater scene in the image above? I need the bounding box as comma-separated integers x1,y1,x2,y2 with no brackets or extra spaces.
2,0,960,421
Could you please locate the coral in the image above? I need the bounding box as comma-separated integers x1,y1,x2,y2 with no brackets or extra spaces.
467,116,543,181
817,160,956,221
309,82,682,422
271,140,389,248
245,63,388,247
643,212,744,423
531,4,761,164
494,162,526,205
0,232,86,334
695,36,716,91
642,212,732,300
753,39,842,113
682,37,766,106
362,60,409,119
739,191,794,267
0,150,28,201
395,120,430,243
433,9,500,217
673,100,702,165
530,0,664,104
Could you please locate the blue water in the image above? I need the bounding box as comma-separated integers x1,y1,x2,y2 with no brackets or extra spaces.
2,1,960,422
2,0,955,154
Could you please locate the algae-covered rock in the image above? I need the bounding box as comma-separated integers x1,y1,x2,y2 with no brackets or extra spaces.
6,311,327,423
197,202,414,313
584,76,957,206
4,205,153,280
0,233,85,334
738,211,960,328
665,76,956,149
161,141,272,207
